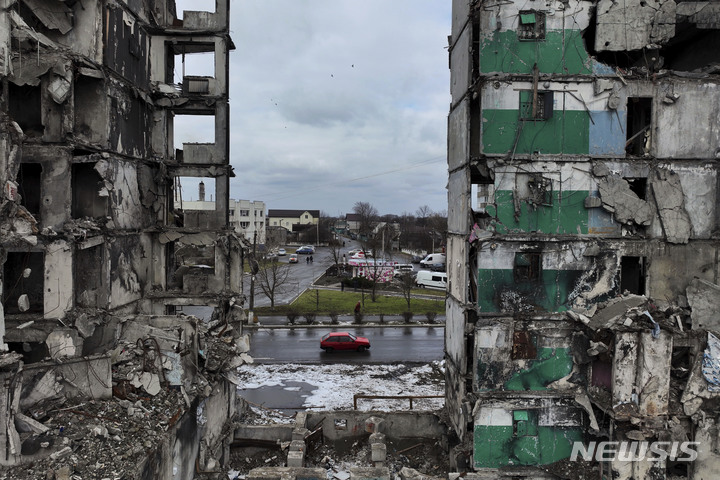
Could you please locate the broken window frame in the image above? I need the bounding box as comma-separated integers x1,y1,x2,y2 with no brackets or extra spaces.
517,11,546,41
624,177,647,200
625,97,652,156
519,90,554,121
512,330,538,360
18,163,42,218
619,256,646,296
71,162,108,219
513,252,541,283
3,251,45,314
513,410,539,436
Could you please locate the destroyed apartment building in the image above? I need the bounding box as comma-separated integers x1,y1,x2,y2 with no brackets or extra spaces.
446,0,720,478
0,0,249,478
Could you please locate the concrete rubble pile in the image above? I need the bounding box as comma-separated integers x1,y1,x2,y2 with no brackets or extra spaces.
0,311,251,479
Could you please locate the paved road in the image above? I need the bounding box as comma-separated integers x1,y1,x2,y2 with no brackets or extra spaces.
244,245,335,308
246,325,444,364
245,238,419,308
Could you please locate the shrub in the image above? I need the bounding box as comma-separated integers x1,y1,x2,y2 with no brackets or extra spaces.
425,312,437,324
342,276,374,289
378,313,385,324
303,313,316,325
286,310,300,324
329,312,340,324
402,311,414,324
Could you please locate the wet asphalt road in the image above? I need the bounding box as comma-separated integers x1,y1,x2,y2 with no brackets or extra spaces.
246,325,444,364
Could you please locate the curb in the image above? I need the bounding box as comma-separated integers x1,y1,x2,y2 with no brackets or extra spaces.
244,322,445,329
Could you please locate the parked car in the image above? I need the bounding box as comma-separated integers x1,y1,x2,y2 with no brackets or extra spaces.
278,248,286,256
289,254,299,263
410,255,423,264
320,332,371,352
296,246,314,254
415,271,447,289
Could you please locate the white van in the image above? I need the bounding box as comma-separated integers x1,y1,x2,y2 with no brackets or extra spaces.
420,253,446,269
415,271,447,289
393,264,414,277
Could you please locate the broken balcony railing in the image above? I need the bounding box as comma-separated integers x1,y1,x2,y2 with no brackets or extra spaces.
353,394,444,410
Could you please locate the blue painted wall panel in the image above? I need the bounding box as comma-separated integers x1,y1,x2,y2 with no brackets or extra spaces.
589,110,626,155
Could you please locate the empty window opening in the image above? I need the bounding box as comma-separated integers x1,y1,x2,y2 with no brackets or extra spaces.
514,252,541,282
520,90,553,120
171,49,215,88
174,0,216,20
6,342,49,364
3,252,44,314
170,243,216,291
173,177,218,228
620,256,646,295
173,114,216,159
18,163,42,217
513,410,538,436
625,177,647,200
671,347,692,382
518,11,546,40
471,163,494,216
8,84,42,136
174,177,216,205
512,330,537,360
666,461,689,477
75,245,104,308
74,76,106,144
72,163,107,219
626,97,652,156
471,19,480,82
591,359,613,389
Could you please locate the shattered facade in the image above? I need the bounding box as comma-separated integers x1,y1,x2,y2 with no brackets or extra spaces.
447,0,720,478
0,0,247,478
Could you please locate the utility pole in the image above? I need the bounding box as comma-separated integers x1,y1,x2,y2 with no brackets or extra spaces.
249,230,256,323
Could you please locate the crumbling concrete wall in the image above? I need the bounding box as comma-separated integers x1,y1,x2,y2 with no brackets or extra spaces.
448,0,720,477
595,0,676,51
0,0,241,477
474,319,585,393
473,398,584,469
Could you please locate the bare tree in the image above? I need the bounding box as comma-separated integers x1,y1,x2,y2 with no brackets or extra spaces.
255,259,291,309
416,205,432,226
398,272,416,310
427,210,448,253
254,238,292,309
328,238,343,266
352,201,379,238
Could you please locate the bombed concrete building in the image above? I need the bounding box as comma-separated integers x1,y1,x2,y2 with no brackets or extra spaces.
0,0,247,478
447,0,720,478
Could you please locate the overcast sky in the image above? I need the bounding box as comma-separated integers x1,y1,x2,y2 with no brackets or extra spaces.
175,1,450,217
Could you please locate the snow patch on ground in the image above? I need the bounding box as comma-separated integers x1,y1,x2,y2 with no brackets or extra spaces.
236,361,445,423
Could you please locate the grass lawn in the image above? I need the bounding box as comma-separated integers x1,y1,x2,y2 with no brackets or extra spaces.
253,289,445,316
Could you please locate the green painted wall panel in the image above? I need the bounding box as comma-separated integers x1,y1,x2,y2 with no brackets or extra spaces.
504,348,574,390
474,424,584,467
494,190,590,234
477,269,584,312
479,30,591,75
482,109,590,155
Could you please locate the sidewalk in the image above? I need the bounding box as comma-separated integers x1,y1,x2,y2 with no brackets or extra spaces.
245,314,446,328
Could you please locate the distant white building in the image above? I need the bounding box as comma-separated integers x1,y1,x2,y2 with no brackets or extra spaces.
230,199,266,244
177,187,266,244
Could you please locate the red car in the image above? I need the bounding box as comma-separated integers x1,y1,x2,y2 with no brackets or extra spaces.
320,332,371,352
